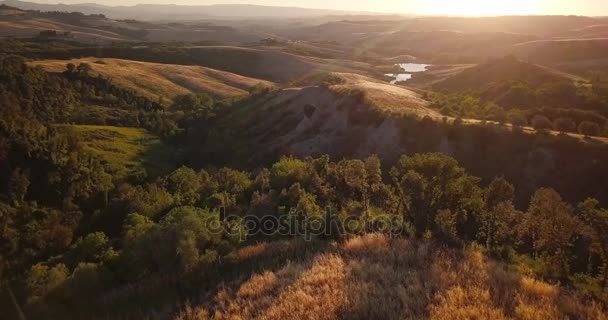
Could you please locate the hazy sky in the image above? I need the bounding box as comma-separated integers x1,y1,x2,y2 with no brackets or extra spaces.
25,0,608,16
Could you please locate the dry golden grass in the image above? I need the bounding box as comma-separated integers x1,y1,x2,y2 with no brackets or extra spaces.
326,73,442,119
175,234,607,320
30,58,274,105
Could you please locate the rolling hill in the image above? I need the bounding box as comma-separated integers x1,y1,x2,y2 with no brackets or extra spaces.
400,16,600,36
30,58,274,103
0,3,266,44
1,0,366,20
23,45,378,83
202,72,440,163
0,5,134,42
432,56,579,93
509,38,608,74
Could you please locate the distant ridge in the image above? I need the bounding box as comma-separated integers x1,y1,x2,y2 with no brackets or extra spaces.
0,0,376,20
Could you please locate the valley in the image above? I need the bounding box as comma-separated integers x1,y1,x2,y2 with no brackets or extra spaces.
3,2,608,320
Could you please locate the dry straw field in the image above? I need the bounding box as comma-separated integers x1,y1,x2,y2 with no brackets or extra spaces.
175,234,606,320
31,58,274,104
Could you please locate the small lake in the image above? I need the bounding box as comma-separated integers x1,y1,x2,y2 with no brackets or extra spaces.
385,63,431,84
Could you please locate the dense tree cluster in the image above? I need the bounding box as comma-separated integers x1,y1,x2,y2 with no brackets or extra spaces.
0,56,198,283
6,152,608,317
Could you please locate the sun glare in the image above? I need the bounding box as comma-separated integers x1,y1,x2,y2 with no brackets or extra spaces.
413,0,543,16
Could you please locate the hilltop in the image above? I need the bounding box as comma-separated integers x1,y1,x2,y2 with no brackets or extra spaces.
201,72,440,163
30,57,274,103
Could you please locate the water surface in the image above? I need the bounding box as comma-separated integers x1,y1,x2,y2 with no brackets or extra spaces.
385,63,431,84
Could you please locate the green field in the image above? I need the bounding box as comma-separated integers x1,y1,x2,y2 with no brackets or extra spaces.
67,125,177,181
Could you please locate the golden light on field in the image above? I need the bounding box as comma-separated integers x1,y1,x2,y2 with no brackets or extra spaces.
412,0,543,16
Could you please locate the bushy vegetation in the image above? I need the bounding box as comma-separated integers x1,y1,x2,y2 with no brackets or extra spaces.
430,56,608,136
4,149,608,318
3,45,608,319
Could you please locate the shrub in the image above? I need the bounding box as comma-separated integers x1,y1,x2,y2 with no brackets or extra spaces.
531,115,552,132
578,121,601,137
553,117,576,133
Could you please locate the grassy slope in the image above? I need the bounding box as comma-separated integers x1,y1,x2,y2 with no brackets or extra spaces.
66,125,176,180
432,56,576,93
0,6,263,44
509,39,608,75
31,58,274,104
327,72,439,117
203,72,441,164
171,234,606,320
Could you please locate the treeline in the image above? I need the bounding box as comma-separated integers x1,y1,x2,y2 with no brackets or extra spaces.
432,92,608,136
430,71,608,136
8,153,608,318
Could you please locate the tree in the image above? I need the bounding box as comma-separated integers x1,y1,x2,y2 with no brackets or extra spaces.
578,121,601,137
120,207,241,275
252,168,271,193
64,232,111,268
484,176,514,209
158,206,239,273
270,156,315,191
578,198,608,288
172,93,214,113
390,153,483,239
209,168,252,210
285,183,321,215
531,115,552,132
119,183,174,219
329,155,385,228
65,63,76,74
25,263,69,302
508,112,528,128
76,63,92,75
521,188,580,278
553,117,576,134
166,166,202,206
479,176,519,251
8,168,30,205
479,202,520,251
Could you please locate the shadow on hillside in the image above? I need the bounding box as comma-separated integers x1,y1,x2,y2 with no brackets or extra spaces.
201,235,587,320
178,237,334,319
138,136,180,179
74,238,332,320
485,258,523,317
336,235,435,320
